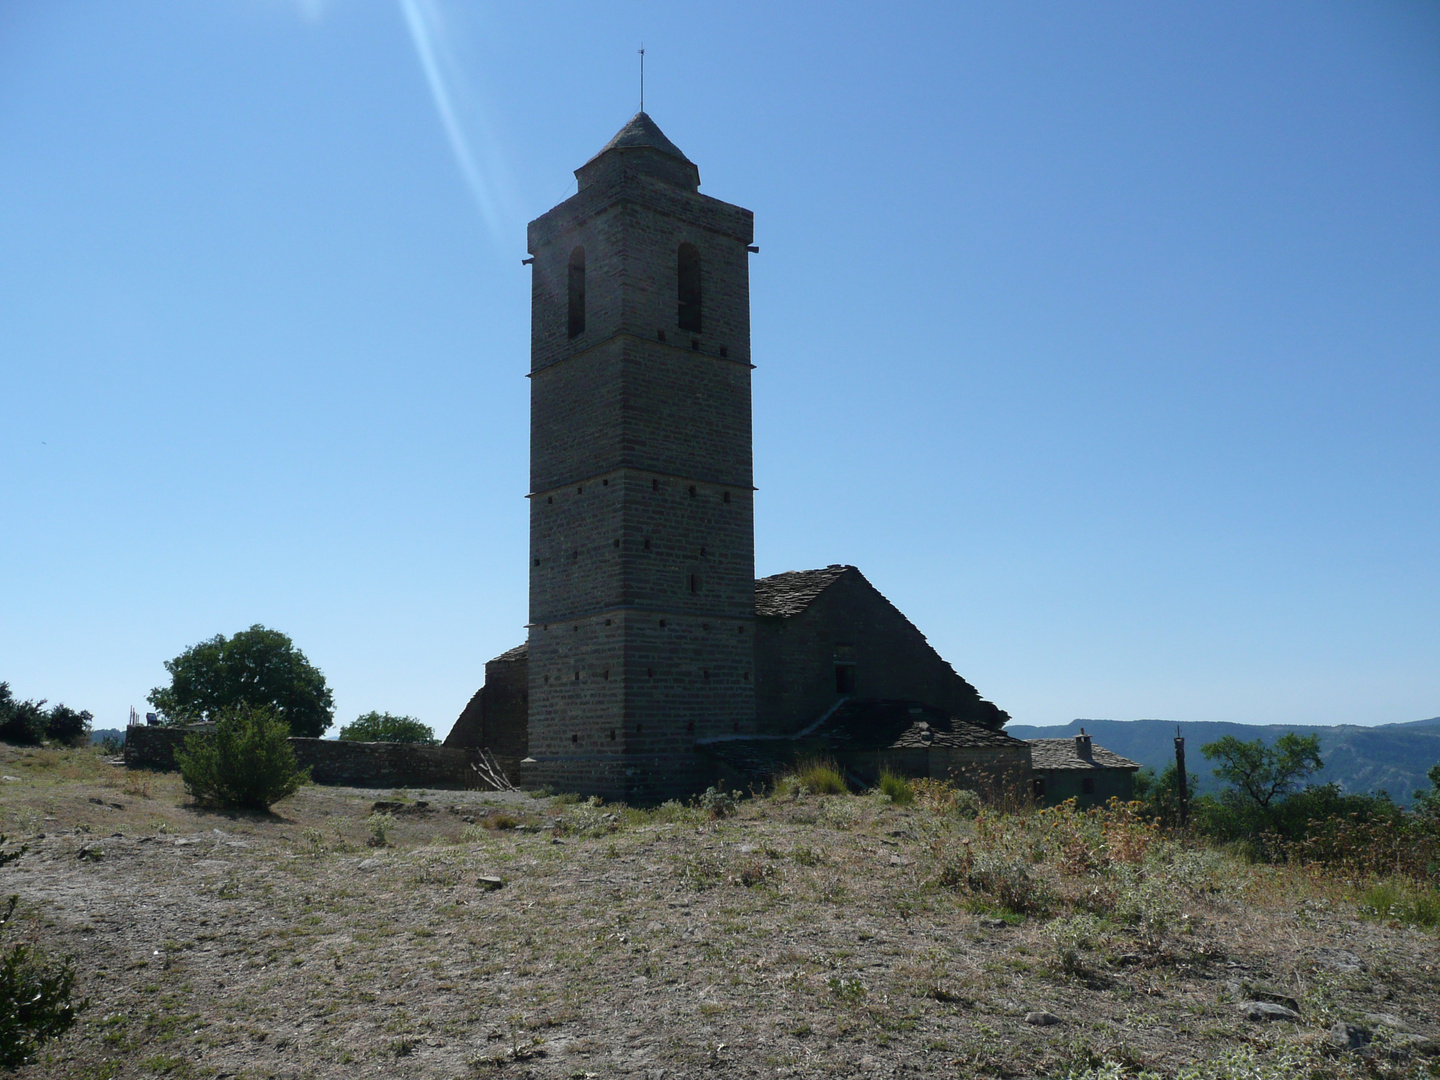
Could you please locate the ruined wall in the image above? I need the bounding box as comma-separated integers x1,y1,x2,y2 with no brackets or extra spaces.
124,725,483,790
755,571,1006,736
444,647,528,780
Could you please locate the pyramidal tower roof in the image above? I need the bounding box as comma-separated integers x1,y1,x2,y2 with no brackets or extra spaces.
575,112,701,192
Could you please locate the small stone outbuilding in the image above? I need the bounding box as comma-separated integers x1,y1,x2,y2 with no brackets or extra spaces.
1028,731,1139,807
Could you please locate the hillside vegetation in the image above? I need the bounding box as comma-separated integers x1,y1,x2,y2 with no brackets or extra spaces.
1009,718,1440,803
1,744,1438,1078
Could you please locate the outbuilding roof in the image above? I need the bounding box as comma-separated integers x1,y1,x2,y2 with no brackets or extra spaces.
814,699,1027,751
490,642,528,664
1028,738,1139,771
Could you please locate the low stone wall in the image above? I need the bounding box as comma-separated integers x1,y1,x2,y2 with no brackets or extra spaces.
123,725,484,790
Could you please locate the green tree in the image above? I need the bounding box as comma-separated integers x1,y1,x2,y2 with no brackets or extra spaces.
1412,763,1440,822
1201,733,1323,811
1133,762,1199,828
174,703,310,811
337,712,436,744
148,625,334,738
0,685,48,746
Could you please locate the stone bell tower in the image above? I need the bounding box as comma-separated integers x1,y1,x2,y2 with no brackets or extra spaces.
524,114,756,800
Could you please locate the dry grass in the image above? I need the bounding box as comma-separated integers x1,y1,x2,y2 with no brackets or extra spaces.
1,745,1438,1079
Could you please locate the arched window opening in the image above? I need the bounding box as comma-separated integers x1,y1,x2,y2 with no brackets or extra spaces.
677,243,702,332
567,247,586,338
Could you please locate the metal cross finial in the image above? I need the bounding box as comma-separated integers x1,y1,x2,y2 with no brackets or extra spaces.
639,43,645,112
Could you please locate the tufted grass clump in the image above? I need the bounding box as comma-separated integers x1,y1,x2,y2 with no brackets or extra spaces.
878,769,914,805
777,758,848,797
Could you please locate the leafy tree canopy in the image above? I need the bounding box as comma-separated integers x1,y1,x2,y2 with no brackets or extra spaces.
148,625,334,738
337,712,436,744
1201,732,1323,810
1413,763,1440,821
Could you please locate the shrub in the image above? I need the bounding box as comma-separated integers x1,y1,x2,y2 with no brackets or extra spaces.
174,704,310,811
0,847,86,1068
699,786,740,818
44,704,92,747
878,769,914,805
338,712,436,744
366,812,394,848
946,851,1052,916
0,684,47,746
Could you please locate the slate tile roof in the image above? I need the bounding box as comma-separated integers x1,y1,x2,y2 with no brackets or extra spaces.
1028,738,1139,771
754,564,853,618
587,112,693,166
815,699,1028,751
491,643,528,664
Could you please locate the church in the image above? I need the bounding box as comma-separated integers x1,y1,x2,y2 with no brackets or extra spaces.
443,113,1030,802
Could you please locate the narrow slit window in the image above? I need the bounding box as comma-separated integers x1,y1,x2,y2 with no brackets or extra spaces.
834,663,856,694
689,573,702,594
567,246,586,338
677,243,702,332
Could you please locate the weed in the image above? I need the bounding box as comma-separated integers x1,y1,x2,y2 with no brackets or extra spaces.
1360,878,1440,929
366,812,394,848
121,771,154,799
827,975,866,1003
790,844,823,866
734,859,778,887
699,786,740,819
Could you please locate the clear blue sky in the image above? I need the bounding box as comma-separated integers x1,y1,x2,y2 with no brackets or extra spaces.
2,1,1437,735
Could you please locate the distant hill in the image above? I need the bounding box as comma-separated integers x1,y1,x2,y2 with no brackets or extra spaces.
1005,717,1440,803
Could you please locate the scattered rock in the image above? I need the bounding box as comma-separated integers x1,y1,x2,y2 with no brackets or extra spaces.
1312,948,1365,974
1,776,18,782
1024,1011,1062,1026
477,875,505,891
357,858,383,871
925,986,966,1003
1242,984,1301,1012
1330,1021,1371,1050
1115,953,1145,966
1365,1013,1409,1030
1389,1032,1439,1056
1237,1001,1301,1023
978,918,1007,929
371,800,433,815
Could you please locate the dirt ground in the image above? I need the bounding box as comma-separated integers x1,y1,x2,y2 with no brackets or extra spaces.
2,744,1438,1079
